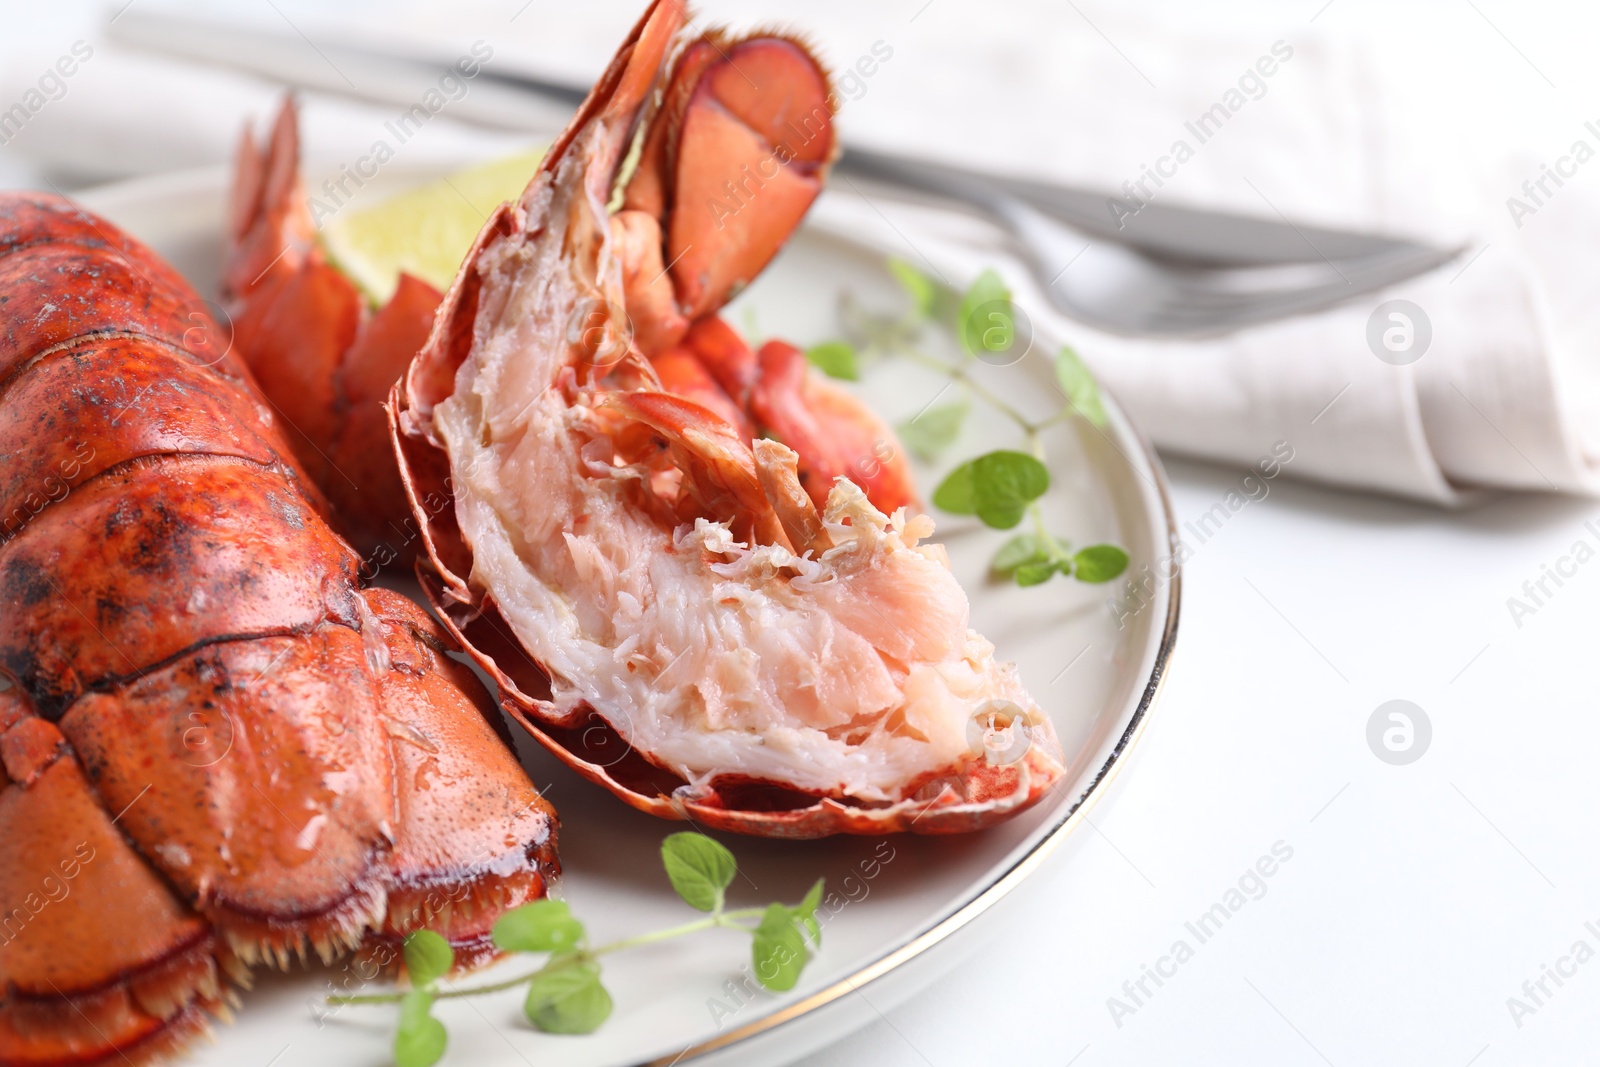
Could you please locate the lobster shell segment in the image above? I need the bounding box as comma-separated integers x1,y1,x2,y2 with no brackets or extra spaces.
222,97,446,564
0,192,557,1066
392,1,1065,839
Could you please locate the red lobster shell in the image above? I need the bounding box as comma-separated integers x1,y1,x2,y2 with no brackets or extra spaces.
0,194,556,1067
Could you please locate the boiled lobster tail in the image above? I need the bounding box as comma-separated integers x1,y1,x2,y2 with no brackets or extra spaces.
0,194,557,1067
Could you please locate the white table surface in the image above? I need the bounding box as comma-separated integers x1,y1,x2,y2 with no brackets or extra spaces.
5,2,1600,1065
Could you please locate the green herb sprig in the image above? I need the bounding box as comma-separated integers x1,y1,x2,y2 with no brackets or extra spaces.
807,259,1129,588
331,833,823,1067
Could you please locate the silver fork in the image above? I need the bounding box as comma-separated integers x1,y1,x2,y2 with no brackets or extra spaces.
840,149,1463,337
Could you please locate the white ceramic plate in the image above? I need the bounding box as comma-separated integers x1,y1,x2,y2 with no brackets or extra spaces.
76,167,1180,1067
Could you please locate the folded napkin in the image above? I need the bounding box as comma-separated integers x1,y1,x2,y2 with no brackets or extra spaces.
6,0,1598,504
781,0,1600,505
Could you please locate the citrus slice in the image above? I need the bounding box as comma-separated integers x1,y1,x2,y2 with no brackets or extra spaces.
320,148,545,305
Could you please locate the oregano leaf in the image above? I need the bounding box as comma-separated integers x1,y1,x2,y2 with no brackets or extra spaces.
402,930,453,989
1014,560,1059,587
524,958,613,1034
973,451,1049,529
992,533,1050,575
934,451,1049,528
1072,544,1130,584
1054,346,1107,428
888,257,938,318
805,341,859,381
661,833,737,912
897,399,968,461
751,904,810,992
492,899,584,955
395,990,447,1067
931,460,978,515
793,879,825,947
957,269,1012,357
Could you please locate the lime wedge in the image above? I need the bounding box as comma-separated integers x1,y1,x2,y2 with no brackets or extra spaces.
320,148,545,305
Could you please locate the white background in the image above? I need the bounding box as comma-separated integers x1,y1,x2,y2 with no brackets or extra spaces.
5,1,1600,1064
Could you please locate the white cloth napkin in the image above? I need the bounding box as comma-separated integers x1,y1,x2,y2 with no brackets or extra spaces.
780,0,1600,505
6,0,1598,504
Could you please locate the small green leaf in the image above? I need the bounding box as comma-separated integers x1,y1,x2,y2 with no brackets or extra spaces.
805,341,859,381
492,899,584,955
979,501,1027,530
897,399,968,462
751,904,810,992
1014,560,1059,586
957,269,1012,357
523,958,613,1034
933,451,1050,529
402,930,453,989
973,451,1050,530
1072,544,1130,583
931,460,977,515
888,257,938,318
1054,346,1107,428
991,533,1050,575
792,879,825,947
661,833,737,913
395,989,447,1067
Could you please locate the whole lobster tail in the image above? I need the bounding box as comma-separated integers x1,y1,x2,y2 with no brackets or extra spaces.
0,193,557,1066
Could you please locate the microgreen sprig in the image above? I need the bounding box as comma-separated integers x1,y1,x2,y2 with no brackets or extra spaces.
808,259,1129,588
330,833,823,1067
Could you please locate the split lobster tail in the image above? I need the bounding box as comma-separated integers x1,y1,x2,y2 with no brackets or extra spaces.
0,193,556,1066
393,0,1064,839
